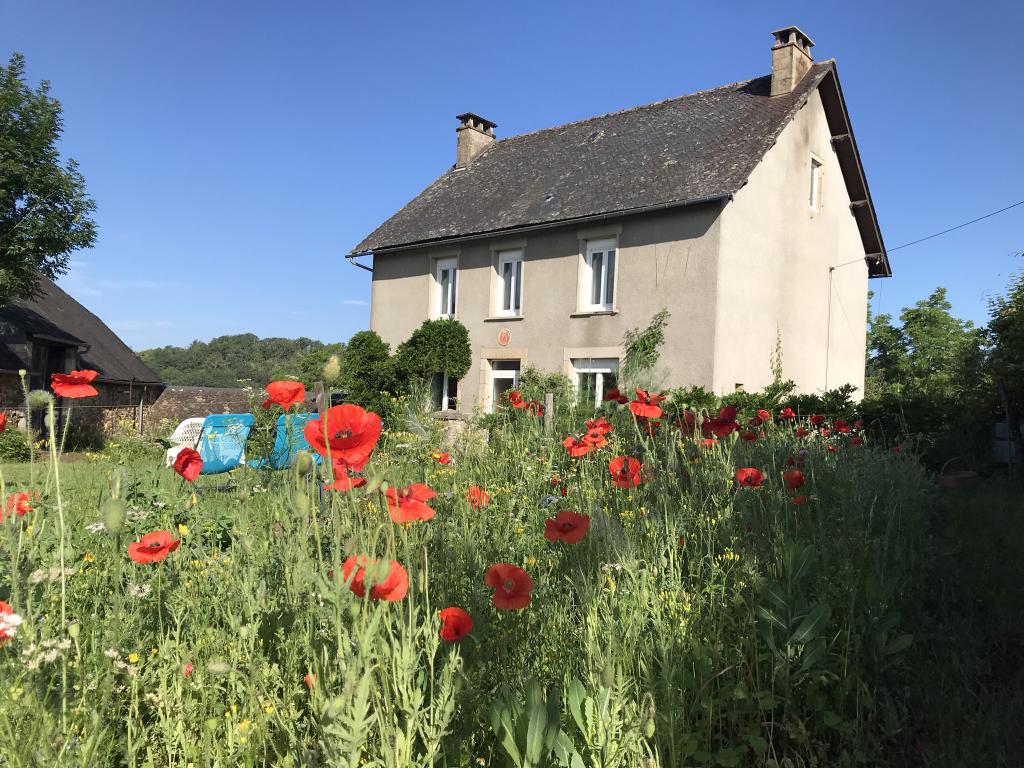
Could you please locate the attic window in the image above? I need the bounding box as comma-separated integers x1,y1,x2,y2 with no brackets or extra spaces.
809,155,823,212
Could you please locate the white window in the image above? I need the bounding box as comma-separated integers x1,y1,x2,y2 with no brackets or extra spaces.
435,257,457,318
583,238,616,311
809,156,823,212
489,360,521,413
430,373,458,412
496,249,523,316
572,358,619,408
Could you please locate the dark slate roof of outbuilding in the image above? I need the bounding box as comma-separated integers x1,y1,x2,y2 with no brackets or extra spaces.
353,62,834,254
0,277,164,384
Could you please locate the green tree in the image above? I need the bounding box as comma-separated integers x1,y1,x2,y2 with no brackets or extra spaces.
299,343,345,387
988,268,1024,460
339,330,399,417
393,319,471,383
0,53,96,304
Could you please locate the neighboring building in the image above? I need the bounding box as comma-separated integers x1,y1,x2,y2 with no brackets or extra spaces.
0,277,164,433
349,27,890,416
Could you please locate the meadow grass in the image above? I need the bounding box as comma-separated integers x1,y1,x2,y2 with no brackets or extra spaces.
0,400,983,766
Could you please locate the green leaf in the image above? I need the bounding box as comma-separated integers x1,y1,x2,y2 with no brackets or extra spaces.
566,678,587,735
790,603,830,645
884,634,914,656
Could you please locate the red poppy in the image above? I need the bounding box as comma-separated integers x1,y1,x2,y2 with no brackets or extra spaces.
827,445,838,453
173,447,203,482
549,473,561,487
304,673,315,690
128,531,181,564
740,431,758,442
261,380,305,410
809,414,824,427
701,438,716,449
747,416,763,428
757,408,771,422
50,369,98,399
853,419,864,430
582,427,608,448
183,662,194,677
526,400,544,416
782,470,805,491
677,535,686,549
484,563,533,610
0,600,18,646
851,437,864,446
834,419,851,433
586,417,614,436
795,427,809,438
438,607,473,641
675,410,696,435
385,483,437,523
734,468,765,488
507,390,527,409
563,435,593,458
602,388,629,405
702,406,739,438
791,495,808,506
544,510,590,544
629,389,665,419
0,413,5,433
324,471,368,492
304,404,382,468
5,491,36,520
891,445,903,454
466,485,490,510
779,407,796,420
341,555,409,601
431,451,451,465
608,456,643,488
820,428,831,438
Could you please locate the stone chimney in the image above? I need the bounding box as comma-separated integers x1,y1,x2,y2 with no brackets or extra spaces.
770,26,814,97
455,113,496,168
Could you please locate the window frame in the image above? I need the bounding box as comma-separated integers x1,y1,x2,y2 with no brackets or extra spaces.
434,256,458,319
495,248,524,317
809,154,824,213
430,372,458,412
571,357,619,408
581,237,617,312
488,359,521,413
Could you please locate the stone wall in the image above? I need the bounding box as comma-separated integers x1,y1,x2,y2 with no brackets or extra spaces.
146,386,254,430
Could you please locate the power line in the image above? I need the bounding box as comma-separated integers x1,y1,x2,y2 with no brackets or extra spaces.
888,198,1024,253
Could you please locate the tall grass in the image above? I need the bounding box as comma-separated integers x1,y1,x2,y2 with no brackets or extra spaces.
0,397,932,766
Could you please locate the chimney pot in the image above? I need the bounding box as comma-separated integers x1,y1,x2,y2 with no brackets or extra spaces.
770,26,815,97
455,112,497,168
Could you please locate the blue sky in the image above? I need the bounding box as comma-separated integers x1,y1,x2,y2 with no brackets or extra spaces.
3,0,1022,349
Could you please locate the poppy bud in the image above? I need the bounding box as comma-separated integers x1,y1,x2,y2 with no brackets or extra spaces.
294,451,314,474
322,355,341,384
364,473,385,493
207,660,230,675
291,492,309,514
238,489,250,504
644,718,656,739
67,621,80,639
26,390,52,410
601,661,616,688
101,499,126,534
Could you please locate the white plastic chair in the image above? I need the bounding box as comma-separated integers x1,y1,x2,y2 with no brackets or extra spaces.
164,417,207,467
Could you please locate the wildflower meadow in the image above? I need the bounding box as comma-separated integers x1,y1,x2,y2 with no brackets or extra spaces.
0,371,961,766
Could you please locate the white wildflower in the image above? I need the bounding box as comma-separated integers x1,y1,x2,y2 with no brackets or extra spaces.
85,521,107,533
0,611,23,639
29,569,47,585
104,648,121,659
128,583,152,599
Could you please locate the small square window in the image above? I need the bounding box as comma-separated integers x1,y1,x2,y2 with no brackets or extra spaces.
430,373,458,411
489,359,521,413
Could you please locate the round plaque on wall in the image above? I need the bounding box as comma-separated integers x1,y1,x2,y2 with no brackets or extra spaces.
497,328,511,347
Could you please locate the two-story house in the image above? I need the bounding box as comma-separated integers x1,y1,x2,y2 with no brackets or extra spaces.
348,27,890,417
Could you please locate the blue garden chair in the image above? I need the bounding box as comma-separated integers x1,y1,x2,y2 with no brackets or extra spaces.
197,413,255,475
248,412,321,470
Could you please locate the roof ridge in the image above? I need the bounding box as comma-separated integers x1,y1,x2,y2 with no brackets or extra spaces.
495,73,768,144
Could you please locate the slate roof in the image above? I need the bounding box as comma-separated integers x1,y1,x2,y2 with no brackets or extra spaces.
0,277,164,384
354,62,836,254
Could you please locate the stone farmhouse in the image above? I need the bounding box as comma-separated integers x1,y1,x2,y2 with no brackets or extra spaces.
348,27,890,416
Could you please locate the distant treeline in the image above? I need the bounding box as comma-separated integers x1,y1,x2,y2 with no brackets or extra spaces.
138,333,344,388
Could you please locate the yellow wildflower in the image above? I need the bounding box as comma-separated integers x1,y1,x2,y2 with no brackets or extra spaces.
127,652,139,664
178,523,190,536
83,552,96,563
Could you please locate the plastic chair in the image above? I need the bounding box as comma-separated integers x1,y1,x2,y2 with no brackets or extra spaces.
196,413,255,475
164,417,206,467
248,412,321,470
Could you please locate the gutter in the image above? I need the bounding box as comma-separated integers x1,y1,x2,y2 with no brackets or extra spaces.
343,193,733,265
